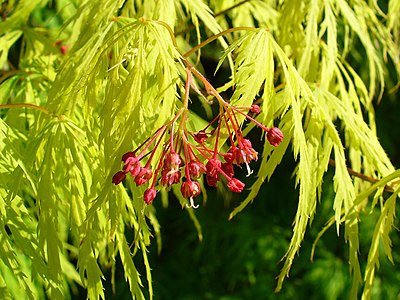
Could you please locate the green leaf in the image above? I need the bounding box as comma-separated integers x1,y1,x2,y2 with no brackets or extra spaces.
116,231,145,300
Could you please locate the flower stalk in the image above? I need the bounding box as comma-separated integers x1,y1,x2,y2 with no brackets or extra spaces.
112,33,284,207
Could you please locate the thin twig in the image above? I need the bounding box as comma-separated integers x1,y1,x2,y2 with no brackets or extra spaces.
175,0,253,36
182,26,257,58
215,0,253,17
0,70,26,84
0,103,52,115
328,159,395,193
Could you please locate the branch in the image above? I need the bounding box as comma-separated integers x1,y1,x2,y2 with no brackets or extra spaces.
0,103,52,115
328,159,396,193
175,0,252,36
214,0,253,17
151,19,257,60
182,27,258,58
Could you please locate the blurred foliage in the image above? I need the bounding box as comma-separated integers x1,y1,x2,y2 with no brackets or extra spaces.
143,158,400,299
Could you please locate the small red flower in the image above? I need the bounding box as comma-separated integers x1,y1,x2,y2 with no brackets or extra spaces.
134,167,153,186
227,178,245,193
144,188,157,204
181,180,201,198
112,171,126,185
123,156,141,176
224,148,235,164
163,152,181,169
188,161,206,178
221,162,234,178
267,127,284,147
206,174,219,187
160,168,181,186
206,158,222,178
193,130,208,143
240,139,258,163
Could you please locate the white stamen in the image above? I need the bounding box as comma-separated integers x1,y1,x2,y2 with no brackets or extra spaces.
166,166,179,176
107,59,126,72
186,197,199,209
245,162,253,177
241,151,253,177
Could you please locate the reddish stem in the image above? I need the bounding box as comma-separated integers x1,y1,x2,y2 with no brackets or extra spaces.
230,105,270,132
144,126,169,168
212,117,223,158
137,124,168,158
202,114,220,132
191,144,232,180
183,137,192,180
150,149,168,188
222,113,235,146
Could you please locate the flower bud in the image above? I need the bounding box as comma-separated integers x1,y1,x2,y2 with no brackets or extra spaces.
267,127,284,147
60,45,68,55
224,148,235,164
250,104,261,114
112,171,126,185
122,151,136,162
193,130,208,143
123,156,141,176
144,188,157,204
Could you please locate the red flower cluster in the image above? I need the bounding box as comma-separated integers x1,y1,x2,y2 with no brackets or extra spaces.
112,102,283,207
112,66,283,208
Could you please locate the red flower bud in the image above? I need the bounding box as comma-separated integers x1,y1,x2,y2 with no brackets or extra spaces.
122,151,136,162
112,171,126,185
250,104,261,114
227,178,245,193
267,127,284,147
144,188,157,204
60,45,68,55
134,167,153,186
